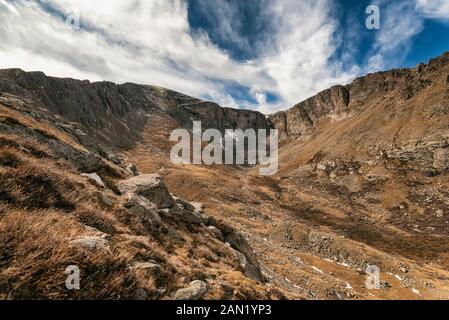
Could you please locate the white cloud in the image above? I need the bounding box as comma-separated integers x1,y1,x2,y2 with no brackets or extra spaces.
0,0,445,114
258,0,358,112
416,0,449,22
0,0,360,113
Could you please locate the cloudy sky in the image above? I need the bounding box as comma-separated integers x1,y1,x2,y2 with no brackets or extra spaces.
0,0,448,113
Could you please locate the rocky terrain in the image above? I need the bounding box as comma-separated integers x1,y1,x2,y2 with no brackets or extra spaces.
1,52,449,300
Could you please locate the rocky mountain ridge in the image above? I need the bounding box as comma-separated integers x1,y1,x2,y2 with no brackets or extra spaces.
270,52,449,143
0,68,272,152
1,51,449,300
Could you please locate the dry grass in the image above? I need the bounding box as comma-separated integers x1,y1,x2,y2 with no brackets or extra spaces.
0,104,87,152
0,128,271,300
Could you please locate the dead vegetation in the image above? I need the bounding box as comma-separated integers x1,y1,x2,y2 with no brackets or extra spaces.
0,109,270,300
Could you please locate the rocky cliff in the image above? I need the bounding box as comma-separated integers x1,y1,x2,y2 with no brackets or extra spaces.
270,52,449,143
0,69,272,153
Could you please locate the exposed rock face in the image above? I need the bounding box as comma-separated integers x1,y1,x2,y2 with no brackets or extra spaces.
385,137,449,172
270,53,449,143
118,174,174,209
270,85,350,141
0,68,272,151
172,101,273,133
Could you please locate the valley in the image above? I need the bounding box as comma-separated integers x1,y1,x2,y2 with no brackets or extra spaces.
1,52,449,300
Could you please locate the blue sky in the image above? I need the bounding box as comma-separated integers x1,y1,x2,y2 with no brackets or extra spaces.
0,0,449,113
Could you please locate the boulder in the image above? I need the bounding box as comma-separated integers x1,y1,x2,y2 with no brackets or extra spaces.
118,174,174,209
123,193,162,226
207,226,224,240
108,153,122,165
167,198,208,225
94,191,114,207
84,226,111,240
174,280,208,300
69,236,110,252
433,148,449,171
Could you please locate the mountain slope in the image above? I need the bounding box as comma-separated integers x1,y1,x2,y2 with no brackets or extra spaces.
1,52,449,300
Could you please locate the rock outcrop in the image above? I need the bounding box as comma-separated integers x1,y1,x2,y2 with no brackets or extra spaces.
0,68,272,151
270,85,351,141
123,193,162,226
270,52,449,143
118,174,175,209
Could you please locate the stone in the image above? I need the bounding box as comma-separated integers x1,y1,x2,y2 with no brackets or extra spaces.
69,236,110,252
234,250,248,271
81,172,105,188
191,202,204,214
123,193,162,226
399,264,410,273
364,173,389,183
436,210,444,218
108,154,122,165
207,226,223,240
433,148,449,171
118,174,174,209
94,191,113,207
84,226,111,240
174,280,208,300
218,281,234,298
166,198,209,225
126,163,139,176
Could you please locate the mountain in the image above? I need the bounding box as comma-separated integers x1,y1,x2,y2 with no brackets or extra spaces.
1,52,449,300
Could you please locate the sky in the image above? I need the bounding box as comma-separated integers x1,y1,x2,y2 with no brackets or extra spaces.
0,0,448,114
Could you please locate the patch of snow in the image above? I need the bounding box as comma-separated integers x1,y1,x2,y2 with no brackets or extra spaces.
311,266,324,274
337,262,351,268
394,275,403,281
411,288,421,295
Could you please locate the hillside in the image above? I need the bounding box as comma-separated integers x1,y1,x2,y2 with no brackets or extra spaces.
1,52,449,300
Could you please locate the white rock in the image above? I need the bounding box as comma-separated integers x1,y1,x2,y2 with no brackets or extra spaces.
81,173,105,188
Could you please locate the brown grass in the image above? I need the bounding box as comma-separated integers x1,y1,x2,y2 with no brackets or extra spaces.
0,130,271,300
